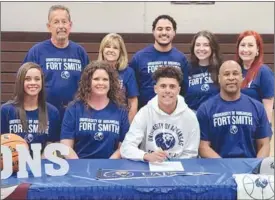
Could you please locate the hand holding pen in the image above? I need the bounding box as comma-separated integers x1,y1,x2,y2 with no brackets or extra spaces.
143,147,170,162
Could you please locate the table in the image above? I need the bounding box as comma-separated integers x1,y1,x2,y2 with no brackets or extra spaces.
2,158,262,200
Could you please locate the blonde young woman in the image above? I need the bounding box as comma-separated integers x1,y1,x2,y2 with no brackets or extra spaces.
98,33,139,123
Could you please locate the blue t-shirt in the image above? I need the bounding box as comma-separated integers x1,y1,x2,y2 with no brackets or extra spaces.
1,102,60,151
61,100,130,159
241,64,274,102
23,39,90,117
129,45,189,108
185,65,219,110
196,94,272,158
118,67,139,98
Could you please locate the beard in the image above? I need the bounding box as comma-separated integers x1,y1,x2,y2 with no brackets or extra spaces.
155,37,172,47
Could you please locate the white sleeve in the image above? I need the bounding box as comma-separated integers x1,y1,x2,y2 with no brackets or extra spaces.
120,107,148,161
180,114,200,158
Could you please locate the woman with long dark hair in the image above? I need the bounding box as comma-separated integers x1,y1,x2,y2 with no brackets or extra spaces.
1,62,60,152
185,30,222,111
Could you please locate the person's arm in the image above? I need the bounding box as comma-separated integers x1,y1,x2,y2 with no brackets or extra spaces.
143,150,168,162
60,104,79,159
48,106,61,143
128,97,138,123
23,46,38,64
260,65,274,122
60,139,79,159
180,114,200,158
256,137,270,158
262,98,274,123
128,55,140,90
180,54,190,96
197,104,221,158
80,46,90,69
199,140,221,158
109,142,122,159
1,105,10,134
125,67,139,123
254,102,273,157
120,108,148,161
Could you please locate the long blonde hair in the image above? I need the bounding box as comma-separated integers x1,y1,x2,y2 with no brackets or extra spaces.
98,33,128,71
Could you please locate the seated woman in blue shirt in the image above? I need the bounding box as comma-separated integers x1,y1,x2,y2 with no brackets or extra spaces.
61,61,130,159
1,62,60,154
185,30,222,111
235,30,274,123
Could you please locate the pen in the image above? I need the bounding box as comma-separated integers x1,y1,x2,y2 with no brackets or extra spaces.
159,147,171,161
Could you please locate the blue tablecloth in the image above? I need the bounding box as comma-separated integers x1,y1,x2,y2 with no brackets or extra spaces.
2,158,262,200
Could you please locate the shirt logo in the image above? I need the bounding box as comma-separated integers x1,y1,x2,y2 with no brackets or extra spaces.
155,132,176,150
230,125,238,134
94,132,104,141
61,71,70,79
24,133,34,143
201,83,210,91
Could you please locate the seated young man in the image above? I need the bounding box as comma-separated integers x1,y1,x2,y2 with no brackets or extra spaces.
197,60,272,158
120,66,200,162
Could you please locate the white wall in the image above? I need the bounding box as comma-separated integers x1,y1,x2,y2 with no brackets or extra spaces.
1,2,274,33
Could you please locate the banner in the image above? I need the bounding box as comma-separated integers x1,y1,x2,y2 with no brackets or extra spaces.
1,183,30,200
96,169,217,180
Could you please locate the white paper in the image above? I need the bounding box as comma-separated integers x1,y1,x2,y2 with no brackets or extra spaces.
149,161,184,172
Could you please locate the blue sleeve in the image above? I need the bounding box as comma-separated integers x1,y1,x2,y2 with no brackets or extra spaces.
184,62,192,96
80,47,90,69
125,68,139,98
23,47,38,64
260,65,274,98
48,108,61,142
60,105,76,140
1,105,10,134
255,105,273,139
119,109,130,142
128,55,139,88
196,104,210,141
181,55,190,96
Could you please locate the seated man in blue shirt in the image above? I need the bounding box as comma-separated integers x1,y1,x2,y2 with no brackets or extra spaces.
197,60,271,158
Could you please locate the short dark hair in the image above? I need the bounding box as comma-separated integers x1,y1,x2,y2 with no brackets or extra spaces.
153,66,183,85
152,15,177,31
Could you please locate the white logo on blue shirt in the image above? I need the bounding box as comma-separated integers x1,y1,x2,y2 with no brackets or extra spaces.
24,133,34,143
94,132,104,141
61,71,70,79
201,83,210,91
230,125,238,134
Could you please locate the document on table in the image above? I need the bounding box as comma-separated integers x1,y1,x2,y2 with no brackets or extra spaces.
149,161,184,172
